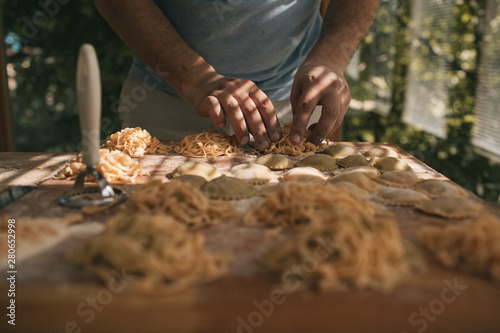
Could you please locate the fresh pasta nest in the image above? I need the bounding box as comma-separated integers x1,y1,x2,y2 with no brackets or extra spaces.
244,182,376,229
127,179,239,229
67,212,232,295
265,122,329,156
417,214,500,282
106,127,171,157
254,183,421,292
55,149,149,184
174,130,242,157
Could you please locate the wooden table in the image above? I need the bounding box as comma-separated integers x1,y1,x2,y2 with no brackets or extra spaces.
1,143,500,333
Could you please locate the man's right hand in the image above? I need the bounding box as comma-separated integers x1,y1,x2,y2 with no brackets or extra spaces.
188,72,281,151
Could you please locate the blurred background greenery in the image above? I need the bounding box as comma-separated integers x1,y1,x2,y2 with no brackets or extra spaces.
1,0,500,204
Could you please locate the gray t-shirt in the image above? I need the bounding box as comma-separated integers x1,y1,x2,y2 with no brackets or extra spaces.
129,0,322,101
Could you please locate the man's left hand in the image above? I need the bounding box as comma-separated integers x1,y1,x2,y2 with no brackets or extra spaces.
289,60,351,145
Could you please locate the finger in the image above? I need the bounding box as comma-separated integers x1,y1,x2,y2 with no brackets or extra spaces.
290,78,302,117
308,122,317,131
250,89,281,142
200,96,225,129
331,117,344,134
220,94,250,145
327,98,350,136
240,96,271,150
290,90,321,145
307,102,338,144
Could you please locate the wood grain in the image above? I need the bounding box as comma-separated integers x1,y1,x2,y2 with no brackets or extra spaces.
0,144,499,333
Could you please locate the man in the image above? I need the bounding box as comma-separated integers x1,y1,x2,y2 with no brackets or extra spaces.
95,0,379,150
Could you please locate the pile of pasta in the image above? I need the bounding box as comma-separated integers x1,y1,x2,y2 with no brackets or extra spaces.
55,149,149,184
245,182,375,229
127,179,240,229
106,127,172,157
247,182,420,292
417,213,500,282
167,123,329,158
66,179,239,293
67,212,232,295
265,122,329,156
174,130,242,157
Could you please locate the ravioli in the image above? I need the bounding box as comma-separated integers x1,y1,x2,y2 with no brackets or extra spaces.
376,171,420,188
318,144,361,159
227,163,275,185
281,167,328,184
336,155,370,168
415,179,468,199
202,176,257,200
297,154,338,171
172,161,220,181
329,172,380,192
415,197,483,219
370,187,430,206
254,154,295,170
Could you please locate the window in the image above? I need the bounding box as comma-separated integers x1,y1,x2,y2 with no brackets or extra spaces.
472,0,500,160
403,0,456,138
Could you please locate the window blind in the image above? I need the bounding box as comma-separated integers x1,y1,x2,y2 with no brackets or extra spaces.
403,0,455,138
472,0,500,159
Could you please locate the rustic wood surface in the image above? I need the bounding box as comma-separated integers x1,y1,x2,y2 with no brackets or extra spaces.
0,143,499,333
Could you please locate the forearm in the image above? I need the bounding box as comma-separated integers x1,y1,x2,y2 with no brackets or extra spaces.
94,0,214,103
308,0,380,70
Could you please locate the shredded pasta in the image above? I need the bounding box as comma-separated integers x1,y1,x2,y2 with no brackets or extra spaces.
244,182,376,229
67,213,232,295
265,122,329,156
417,214,500,282
248,182,419,292
174,130,242,157
128,179,240,229
55,149,149,184
106,127,172,157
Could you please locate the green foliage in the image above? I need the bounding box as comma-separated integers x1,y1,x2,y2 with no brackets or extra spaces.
2,0,132,152
346,0,500,204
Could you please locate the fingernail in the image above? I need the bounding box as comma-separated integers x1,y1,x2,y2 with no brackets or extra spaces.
259,141,270,150
291,134,300,145
271,131,280,142
218,122,225,129
241,136,249,145
311,135,322,144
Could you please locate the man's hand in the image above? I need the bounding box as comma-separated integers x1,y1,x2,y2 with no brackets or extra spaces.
290,61,350,144
189,72,281,150
289,0,379,145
